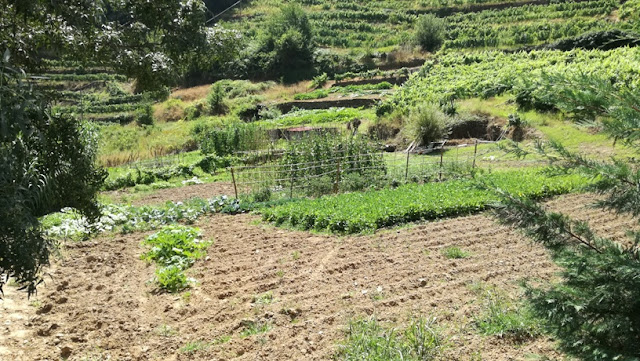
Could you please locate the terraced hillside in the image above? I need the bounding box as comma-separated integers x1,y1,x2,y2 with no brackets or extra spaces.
223,0,631,50
33,61,157,125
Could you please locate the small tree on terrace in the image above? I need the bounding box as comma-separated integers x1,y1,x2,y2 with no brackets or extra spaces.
493,72,640,360
258,4,315,82
414,14,445,52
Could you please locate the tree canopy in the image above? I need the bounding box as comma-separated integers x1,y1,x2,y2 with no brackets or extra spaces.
0,0,214,92
494,72,640,360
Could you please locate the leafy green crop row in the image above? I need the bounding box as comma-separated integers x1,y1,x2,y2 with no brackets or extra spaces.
260,107,375,127
294,82,393,100
261,169,588,234
34,73,127,81
43,196,248,240
55,102,149,115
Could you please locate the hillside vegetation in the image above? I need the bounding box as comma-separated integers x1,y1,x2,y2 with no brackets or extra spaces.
3,0,640,360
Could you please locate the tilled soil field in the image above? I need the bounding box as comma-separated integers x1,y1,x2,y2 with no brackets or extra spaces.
105,181,236,206
1,193,632,361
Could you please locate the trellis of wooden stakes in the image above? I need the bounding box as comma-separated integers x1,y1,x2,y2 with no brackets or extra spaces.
227,139,493,199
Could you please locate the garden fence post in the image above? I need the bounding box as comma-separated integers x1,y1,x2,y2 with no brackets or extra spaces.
439,151,444,181
473,139,478,169
230,167,238,199
405,149,410,181
334,156,341,194
289,165,294,199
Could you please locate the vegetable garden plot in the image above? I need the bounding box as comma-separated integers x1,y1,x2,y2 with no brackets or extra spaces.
261,169,589,233
231,148,483,200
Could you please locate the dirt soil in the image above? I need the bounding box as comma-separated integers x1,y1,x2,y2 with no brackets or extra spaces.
105,181,236,206
1,193,633,361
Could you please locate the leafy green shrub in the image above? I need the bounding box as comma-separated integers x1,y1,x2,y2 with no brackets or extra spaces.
155,265,189,293
1,61,106,295
185,101,206,120
311,72,328,89
415,14,445,52
257,4,315,81
336,317,444,360
135,104,154,126
141,225,209,269
404,104,449,146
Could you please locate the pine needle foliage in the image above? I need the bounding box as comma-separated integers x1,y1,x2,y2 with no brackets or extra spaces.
491,74,640,360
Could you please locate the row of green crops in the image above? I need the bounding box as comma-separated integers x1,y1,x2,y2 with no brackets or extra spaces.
390,47,640,109
33,73,127,82
261,169,589,234
54,102,150,115
294,82,394,100
259,107,375,127
442,0,622,49
191,122,270,156
42,196,248,240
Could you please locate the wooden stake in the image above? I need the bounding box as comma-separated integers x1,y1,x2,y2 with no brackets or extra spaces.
472,139,479,169
230,167,238,199
405,149,410,181
289,165,294,199
334,159,341,194
439,151,444,181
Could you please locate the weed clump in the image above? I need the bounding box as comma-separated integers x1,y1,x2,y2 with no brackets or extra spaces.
404,104,449,146
441,246,470,259
336,317,444,360
472,284,540,341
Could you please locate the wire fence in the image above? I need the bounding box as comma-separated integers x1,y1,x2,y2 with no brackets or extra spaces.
123,152,188,169
229,140,503,199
